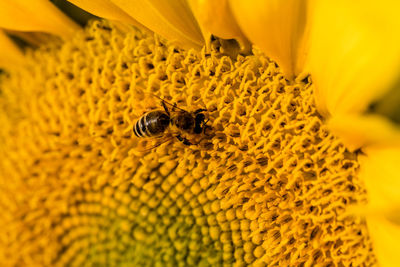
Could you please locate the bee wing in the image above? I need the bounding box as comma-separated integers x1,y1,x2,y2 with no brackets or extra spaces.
132,90,188,114
136,135,175,152
145,92,189,113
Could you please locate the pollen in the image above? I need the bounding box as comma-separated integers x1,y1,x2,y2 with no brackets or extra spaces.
0,21,376,266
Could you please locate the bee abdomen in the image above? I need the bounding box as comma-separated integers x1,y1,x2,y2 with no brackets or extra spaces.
133,116,147,137
133,110,170,138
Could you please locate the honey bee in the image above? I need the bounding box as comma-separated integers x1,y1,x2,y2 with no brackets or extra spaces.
133,94,209,150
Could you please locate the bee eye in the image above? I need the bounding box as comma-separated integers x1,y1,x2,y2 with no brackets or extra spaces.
196,114,205,121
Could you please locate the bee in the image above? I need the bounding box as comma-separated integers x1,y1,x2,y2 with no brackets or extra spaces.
133,94,209,149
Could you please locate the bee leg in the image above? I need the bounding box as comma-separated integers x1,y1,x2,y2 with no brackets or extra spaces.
176,135,192,146
161,100,171,116
171,102,178,112
203,119,211,134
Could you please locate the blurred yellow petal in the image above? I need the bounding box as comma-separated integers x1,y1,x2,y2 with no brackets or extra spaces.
229,0,311,78
360,147,400,266
308,0,400,117
0,0,79,38
188,0,249,51
110,0,203,49
5,30,57,47
0,30,24,69
367,216,400,267
189,0,241,39
328,114,400,151
67,0,149,32
360,147,400,210
368,84,400,125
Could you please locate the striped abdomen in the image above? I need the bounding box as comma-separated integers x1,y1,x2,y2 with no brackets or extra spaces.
133,110,170,138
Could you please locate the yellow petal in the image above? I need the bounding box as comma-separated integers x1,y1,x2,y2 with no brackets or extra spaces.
188,0,249,51
229,0,311,78
328,114,400,151
0,0,79,38
0,30,24,69
110,0,204,49
188,0,240,39
367,216,400,267
5,30,57,47
360,147,400,266
308,0,400,117
67,0,149,32
360,147,400,210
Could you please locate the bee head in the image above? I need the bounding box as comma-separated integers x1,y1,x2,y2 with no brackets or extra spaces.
193,113,206,134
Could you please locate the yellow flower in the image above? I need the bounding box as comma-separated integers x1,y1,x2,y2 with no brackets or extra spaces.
1,0,399,266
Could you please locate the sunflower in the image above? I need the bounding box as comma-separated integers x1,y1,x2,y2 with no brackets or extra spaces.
1,0,399,266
